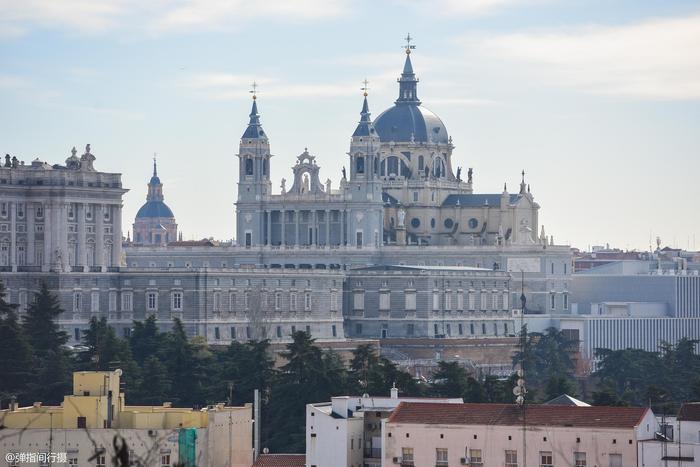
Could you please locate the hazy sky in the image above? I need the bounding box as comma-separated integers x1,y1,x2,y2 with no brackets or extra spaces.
2,0,699,251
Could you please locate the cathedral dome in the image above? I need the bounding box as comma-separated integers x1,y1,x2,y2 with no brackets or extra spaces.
135,200,174,219
374,104,448,144
373,49,449,144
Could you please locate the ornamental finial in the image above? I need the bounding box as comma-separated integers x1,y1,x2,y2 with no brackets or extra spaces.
249,81,259,100
403,33,416,55
361,78,370,97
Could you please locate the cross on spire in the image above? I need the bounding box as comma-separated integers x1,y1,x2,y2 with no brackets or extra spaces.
361,78,370,96
249,81,259,100
404,33,416,54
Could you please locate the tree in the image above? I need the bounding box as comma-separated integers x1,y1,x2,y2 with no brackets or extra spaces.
22,282,72,404
0,280,33,403
129,315,163,366
431,361,469,398
215,338,275,406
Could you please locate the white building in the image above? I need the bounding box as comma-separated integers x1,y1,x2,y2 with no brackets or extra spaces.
305,388,462,467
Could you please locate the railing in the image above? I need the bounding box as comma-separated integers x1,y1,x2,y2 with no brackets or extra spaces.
71,266,84,272
17,266,41,272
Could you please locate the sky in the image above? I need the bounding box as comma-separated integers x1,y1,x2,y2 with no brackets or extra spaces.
1,0,699,251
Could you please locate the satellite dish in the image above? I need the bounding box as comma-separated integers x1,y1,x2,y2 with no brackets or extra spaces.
513,387,522,396
517,378,525,387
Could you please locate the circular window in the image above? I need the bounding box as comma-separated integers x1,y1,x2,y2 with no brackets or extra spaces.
411,218,421,228
430,218,436,228
468,218,479,229
444,218,454,229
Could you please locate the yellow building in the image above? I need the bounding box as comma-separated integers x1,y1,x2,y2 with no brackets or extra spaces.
0,370,253,467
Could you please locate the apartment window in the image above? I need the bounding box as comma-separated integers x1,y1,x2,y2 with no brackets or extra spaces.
379,291,390,310
108,291,117,312
402,447,414,465
290,292,297,311
608,454,622,467
146,292,158,311
121,292,133,312
91,291,100,312
304,292,312,311
73,292,82,312
540,451,553,467
95,454,106,467
505,450,517,467
574,452,586,466
436,448,448,465
214,327,220,340
469,449,483,467
171,292,183,311
161,454,170,467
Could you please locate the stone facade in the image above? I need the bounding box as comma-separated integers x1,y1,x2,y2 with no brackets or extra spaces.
0,146,126,273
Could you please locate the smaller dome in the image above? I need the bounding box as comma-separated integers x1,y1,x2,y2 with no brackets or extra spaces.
136,200,174,219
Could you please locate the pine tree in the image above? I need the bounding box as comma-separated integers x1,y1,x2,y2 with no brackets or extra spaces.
0,280,33,403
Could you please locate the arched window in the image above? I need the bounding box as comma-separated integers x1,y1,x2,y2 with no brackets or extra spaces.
356,156,365,174
387,156,399,176
245,158,254,175
418,155,424,170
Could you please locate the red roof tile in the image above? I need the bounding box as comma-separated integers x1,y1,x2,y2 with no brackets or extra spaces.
678,402,700,421
387,402,648,429
252,454,306,467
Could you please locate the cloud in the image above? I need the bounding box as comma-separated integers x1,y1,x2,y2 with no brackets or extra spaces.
0,0,348,36
396,0,534,17
467,14,700,99
0,74,28,88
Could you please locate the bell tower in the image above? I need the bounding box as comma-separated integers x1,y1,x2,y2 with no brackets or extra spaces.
236,84,272,247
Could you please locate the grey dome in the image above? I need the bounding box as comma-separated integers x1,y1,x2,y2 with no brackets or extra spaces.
374,104,449,144
136,201,174,219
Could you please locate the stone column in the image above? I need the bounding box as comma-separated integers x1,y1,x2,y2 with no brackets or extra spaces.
9,202,16,271
43,202,52,271
341,209,346,246
26,202,35,265
95,204,105,271
112,204,122,267
266,211,272,246
281,209,286,246
325,209,330,246
295,210,300,247
77,203,87,269
59,202,69,272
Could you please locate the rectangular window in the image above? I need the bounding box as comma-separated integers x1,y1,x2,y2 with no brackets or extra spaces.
229,292,236,311
290,292,297,311
161,454,170,467
353,291,364,310
407,323,414,336
275,292,281,310
505,450,518,467
230,327,236,339
470,323,475,335
503,292,509,310
405,291,416,311
304,292,311,311
608,454,622,467
108,291,117,312
402,447,414,464
480,292,488,311
550,293,556,310
574,452,586,466
212,291,221,312
171,292,183,311
468,291,475,311
379,291,390,310
332,325,337,337
457,292,464,310
458,323,463,335
77,417,87,428
91,291,100,312
482,323,487,334
305,325,311,335
121,292,133,312
444,292,452,310
469,449,483,467
146,292,158,311
244,291,250,310
214,327,220,340
563,293,569,310
355,323,362,335
436,448,448,465
356,231,363,248
432,291,440,311
540,451,553,467
491,292,498,310
95,454,106,467
246,327,251,339
73,292,82,312
276,326,282,338
68,457,78,467
74,328,80,341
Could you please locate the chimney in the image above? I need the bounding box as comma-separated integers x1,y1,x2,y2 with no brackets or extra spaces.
9,396,18,411
390,383,399,399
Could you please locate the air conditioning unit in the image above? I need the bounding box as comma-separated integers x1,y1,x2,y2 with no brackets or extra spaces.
460,458,468,465
393,457,400,464
147,429,157,437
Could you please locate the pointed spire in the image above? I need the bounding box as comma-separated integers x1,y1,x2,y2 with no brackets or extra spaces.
520,170,527,194
353,81,375,138
396,33,420,105
153,153,158,178
242,82,267,140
